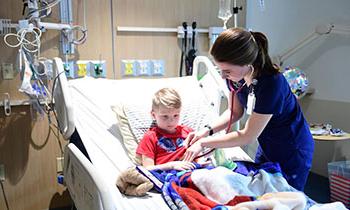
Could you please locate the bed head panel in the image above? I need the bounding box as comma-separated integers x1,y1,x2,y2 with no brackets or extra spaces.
53,57,75,140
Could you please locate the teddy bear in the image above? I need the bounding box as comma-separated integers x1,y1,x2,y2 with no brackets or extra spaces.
116,167,154,196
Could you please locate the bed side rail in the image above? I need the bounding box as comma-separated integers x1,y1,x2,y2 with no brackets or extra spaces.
64,143,118,210
52,57,75,139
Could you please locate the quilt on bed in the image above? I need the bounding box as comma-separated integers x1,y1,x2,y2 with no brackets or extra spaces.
140,161,348,210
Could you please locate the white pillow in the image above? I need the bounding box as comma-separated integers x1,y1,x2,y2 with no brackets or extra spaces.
124,89,217,142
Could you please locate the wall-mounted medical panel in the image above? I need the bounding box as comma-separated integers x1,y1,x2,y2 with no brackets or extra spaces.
63,60,107,79
135,60,151,76
63,61,75,79
121,60,137,77
150,60,165,76
89,60,106,78
76,60,90,78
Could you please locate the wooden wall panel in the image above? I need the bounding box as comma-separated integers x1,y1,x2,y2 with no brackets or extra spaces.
0,107,69,210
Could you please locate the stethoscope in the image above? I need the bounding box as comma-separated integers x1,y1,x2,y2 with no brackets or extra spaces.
194,69,257,160
194,79,253,160
225,66,258,133
226,79,247,133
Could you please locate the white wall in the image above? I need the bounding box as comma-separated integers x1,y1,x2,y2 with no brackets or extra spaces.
246,0,350,103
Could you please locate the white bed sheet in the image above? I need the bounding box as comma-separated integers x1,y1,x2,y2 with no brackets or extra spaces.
69,77,170,209
68,76,252,209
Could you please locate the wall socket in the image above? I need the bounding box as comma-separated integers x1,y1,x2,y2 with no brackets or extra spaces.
0,164,5,181
56,157,64,173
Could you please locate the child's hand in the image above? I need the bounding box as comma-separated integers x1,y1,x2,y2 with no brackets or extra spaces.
169,161,196,171
183,140,204,162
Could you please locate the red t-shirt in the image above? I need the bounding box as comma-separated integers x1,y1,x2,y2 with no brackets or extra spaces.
136,125,193,165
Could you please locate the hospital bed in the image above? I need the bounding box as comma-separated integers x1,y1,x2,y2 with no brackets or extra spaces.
52,56,253,210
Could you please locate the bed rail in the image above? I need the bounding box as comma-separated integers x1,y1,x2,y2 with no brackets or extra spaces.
64,143,120,210
53,57,75,139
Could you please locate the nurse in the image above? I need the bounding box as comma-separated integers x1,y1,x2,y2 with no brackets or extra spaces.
183,28,314,191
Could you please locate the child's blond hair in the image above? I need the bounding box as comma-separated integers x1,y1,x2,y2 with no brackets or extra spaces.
152,88,181,110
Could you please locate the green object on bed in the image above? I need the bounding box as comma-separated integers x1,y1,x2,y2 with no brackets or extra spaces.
214,149,237,170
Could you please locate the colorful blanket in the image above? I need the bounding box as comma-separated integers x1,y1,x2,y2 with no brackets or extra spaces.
139,161,347,210
146,161,291,210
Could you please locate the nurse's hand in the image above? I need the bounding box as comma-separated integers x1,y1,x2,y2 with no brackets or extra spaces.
183,141,204,162
184,128,208,148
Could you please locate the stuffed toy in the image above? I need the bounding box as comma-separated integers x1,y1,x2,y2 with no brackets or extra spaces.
116,167,154,196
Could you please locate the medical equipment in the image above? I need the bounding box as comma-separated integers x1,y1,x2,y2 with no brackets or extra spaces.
218,0,232,29
232,0,243,28
179,21,198,77
2,0,87,57
1,0,87,118
275,23,350,66
185,21,197,76
179,22,188,77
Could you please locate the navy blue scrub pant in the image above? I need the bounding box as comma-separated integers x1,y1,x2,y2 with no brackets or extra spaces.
255,146,313,191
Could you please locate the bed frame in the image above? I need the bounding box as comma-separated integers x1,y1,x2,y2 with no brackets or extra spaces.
53,56,250,210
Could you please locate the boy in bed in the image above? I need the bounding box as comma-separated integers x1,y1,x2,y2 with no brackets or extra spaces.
136,88,197,171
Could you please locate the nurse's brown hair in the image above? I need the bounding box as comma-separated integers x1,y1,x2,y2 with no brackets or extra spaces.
210,27,279,77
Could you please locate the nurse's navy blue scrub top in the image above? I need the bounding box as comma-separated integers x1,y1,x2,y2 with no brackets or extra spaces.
227,73,314,191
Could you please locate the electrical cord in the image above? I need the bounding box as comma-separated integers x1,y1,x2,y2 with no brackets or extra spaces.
49,70,66,134
0,181,10,210
3,25,42,55
26,0,52,19
62,25,88,45
26,0,61,20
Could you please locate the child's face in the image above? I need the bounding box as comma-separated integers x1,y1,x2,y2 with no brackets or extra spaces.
151,106,181,133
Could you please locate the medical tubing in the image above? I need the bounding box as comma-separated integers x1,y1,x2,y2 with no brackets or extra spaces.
0,181,9,210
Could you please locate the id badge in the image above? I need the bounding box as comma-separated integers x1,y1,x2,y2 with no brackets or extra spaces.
246,93,256,115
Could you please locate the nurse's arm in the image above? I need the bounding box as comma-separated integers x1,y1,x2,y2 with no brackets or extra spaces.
200,112,272,148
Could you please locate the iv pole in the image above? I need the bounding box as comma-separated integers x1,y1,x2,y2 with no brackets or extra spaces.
233,0,242,28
